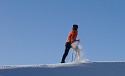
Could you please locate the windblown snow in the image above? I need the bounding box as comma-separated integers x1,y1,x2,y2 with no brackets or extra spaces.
0,61,125,76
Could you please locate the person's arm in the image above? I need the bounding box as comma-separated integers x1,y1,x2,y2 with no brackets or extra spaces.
71,31,78,43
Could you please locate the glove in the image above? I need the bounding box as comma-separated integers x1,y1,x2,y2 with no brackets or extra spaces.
76,39,80,42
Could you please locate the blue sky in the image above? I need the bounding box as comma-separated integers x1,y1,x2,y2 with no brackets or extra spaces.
0,0,125,65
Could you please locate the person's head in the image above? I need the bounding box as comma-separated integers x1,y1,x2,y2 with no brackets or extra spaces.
72,24,78,31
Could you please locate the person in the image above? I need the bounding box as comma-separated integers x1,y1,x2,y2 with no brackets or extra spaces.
61,24,80,63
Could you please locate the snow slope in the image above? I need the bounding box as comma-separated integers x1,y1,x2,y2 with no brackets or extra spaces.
0,61,125,76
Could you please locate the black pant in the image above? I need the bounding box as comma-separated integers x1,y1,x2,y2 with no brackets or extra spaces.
61,42,71,63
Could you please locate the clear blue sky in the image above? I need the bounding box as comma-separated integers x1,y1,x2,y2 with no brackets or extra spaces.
0,0,125,65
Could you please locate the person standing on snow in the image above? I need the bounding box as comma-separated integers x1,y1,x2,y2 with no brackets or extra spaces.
61,24,80,63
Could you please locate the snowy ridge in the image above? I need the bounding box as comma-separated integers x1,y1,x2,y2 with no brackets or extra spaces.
0,61,125,76
0,61,86,69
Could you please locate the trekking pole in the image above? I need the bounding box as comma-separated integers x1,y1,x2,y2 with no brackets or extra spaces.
71,49,74,62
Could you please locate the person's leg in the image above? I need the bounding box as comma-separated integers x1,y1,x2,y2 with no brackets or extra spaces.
61,42,71,63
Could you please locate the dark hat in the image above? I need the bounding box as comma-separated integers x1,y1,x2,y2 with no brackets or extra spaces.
73,24,78,28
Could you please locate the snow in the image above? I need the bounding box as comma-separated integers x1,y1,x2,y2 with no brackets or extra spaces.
0,61,125,76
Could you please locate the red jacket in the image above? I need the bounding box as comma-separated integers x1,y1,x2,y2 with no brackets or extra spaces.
66,30,78,43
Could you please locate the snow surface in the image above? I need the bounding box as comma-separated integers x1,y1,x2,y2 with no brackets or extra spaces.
0,61,125,76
